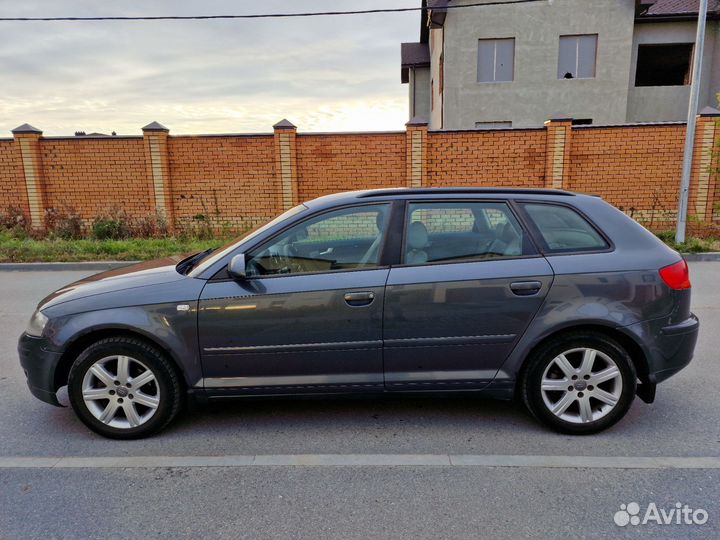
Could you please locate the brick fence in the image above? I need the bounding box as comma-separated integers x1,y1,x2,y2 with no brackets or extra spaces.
2,113,719,232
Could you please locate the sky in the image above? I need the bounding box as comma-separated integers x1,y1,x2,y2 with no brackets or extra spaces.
0,0,419,136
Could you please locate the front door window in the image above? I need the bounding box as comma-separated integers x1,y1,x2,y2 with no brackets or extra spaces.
246,204,390,277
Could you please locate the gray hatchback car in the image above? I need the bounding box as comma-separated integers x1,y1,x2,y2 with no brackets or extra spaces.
19,188,699,438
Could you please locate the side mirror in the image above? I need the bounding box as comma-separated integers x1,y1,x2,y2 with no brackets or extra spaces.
228,253,247,280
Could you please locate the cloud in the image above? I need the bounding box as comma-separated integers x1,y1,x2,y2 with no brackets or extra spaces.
0,0,418,135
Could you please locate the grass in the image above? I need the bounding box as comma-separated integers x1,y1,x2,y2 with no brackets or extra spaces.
0,232,230,263
0,230,718,263
654,231,720,254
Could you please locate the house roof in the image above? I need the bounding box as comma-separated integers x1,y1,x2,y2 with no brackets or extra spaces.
638,0,720,18
421,0,720,29
427,0,450,28
401,42,431,83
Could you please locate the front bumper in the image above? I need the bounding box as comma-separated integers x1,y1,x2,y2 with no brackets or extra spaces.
17,333,64,407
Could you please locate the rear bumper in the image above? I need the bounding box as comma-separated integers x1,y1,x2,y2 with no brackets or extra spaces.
624,314,699,385
17,333,63,407
653,314,700,383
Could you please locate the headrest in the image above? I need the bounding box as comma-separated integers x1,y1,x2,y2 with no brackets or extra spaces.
376,212,385,231
408,221,429,250
499,222,517,243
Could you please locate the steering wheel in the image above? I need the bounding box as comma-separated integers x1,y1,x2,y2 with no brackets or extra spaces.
271,243,305,274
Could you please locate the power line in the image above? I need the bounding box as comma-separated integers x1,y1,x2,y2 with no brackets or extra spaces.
0,0,546,22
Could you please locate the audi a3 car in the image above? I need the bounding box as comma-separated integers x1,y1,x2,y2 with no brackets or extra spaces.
18,188,699,438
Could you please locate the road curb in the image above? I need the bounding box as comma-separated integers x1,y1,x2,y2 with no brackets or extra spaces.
1,454,720,470
0,261,138,272
0,253,719,271
683,252,720,261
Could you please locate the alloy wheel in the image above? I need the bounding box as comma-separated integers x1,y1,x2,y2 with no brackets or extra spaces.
81,355,161,429
540,347,623,424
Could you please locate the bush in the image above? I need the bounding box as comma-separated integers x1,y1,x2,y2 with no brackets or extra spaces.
45,207,84,240
1,204,242,243
128,212,170,239
92,208,130,240
177,214,215,241
0,206,30,236
687,220,720,240
654,230,675,244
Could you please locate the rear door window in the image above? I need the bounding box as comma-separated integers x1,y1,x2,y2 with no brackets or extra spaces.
403,201,536,265
522,203,609,253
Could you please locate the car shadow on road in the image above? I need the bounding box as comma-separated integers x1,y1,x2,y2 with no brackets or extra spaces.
16,385,659,452
172,394,541,435
38,386,544,443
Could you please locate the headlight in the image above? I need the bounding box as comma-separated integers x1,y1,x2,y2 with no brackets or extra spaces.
25,310,48,337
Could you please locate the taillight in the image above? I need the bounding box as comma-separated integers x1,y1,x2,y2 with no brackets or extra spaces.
659,260,691,290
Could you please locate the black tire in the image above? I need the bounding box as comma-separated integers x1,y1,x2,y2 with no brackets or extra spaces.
521,331,636,435
68,337,183,439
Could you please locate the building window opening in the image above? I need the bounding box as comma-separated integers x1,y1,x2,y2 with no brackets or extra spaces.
558,34,598,80
635,43,693,87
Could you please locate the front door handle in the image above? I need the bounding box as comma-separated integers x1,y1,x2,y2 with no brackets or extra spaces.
344,291,375,307
510,281,542,296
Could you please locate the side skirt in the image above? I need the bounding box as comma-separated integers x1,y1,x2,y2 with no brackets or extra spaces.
187,385,516,405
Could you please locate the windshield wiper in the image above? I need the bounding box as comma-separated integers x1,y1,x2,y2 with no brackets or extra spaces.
176,248,215,275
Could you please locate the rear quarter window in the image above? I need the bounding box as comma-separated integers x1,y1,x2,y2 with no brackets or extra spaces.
522,203,609,253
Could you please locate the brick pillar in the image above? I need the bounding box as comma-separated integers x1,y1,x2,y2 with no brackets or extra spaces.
544,116,573,190
406,117,428,188
274,119,299,211
142,121,174,228
689,107,720,222
12,124,45,230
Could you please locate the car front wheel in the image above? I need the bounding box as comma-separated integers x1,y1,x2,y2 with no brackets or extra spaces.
521,332,636,435
68,337,182,439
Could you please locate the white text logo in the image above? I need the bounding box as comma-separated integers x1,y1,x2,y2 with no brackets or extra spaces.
614,502,708,527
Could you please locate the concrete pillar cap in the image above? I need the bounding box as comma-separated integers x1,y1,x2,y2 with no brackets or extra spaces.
273,119,297,129
12,123,42,135
547,114,573,123
142,121,169,132
406,117,429,127
699,106,720,117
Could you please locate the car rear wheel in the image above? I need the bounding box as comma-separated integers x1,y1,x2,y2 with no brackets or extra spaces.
68,337,182,439
521,332,636,434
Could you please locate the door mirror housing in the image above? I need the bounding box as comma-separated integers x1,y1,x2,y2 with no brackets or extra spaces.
228,253,247,280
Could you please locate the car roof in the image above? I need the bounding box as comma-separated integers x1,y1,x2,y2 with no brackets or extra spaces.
304,188,590,209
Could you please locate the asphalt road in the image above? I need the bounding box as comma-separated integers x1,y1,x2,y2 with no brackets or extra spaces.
0,264,719,540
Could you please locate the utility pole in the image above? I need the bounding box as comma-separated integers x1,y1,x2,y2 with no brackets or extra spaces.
676,0,710,244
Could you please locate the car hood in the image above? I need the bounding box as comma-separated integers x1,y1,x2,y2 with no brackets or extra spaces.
38,255,191,311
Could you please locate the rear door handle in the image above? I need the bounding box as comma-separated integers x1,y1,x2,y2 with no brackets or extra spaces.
510,281,542,296
344,291,375,307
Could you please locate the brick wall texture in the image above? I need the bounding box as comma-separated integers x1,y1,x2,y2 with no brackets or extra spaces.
40,137,152,221
2,118,719,231
567,125,686,221
427,129,547,188
0,139,28,215
297,133,406,201
168,135,278,229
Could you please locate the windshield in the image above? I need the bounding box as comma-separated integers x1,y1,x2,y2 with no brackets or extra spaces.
186,204,308,277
